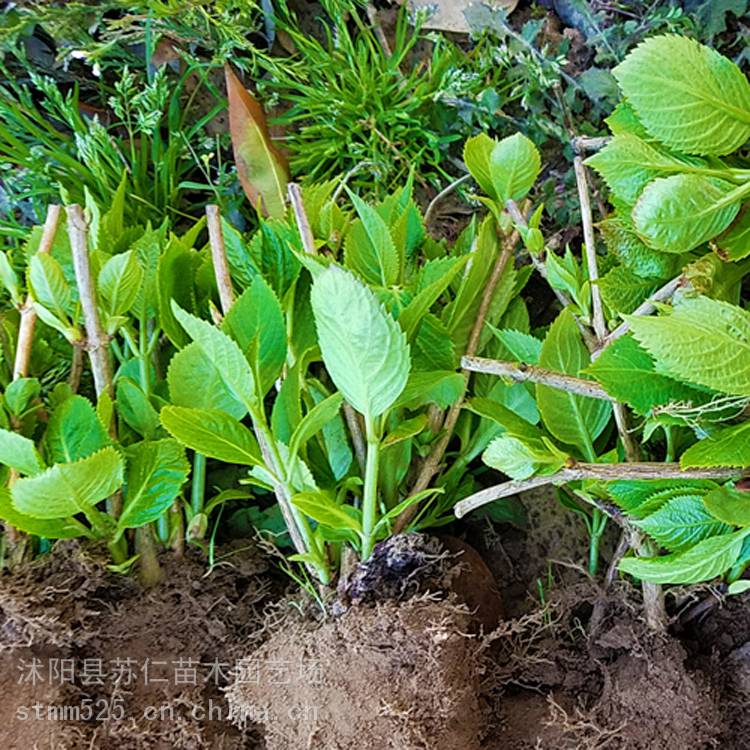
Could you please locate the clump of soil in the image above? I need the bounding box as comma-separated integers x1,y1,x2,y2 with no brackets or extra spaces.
227,596,483,750
0,540,275,749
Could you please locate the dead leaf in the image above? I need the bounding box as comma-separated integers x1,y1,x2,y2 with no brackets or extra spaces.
409,0,518,33
225,64,289,219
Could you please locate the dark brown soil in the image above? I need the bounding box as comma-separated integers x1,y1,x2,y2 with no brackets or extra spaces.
1,493,750,749
0,540,275,749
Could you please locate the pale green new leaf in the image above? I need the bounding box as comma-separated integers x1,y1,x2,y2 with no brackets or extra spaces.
483,435,566,480
537,309,611,456
393,370,464,410
171,302,256,411
463,133,496,198
0,428,44,475
343,191,399,287
633,175,741,253
98,250,142,316
116,378,161,439
680,422,750,468
160,406,261,466
627,295,750,397
586,134,701,205
311,266,410,419
489,133,541,203
291,491,362,535
28,253,70,319
116,439,189,537
0,488,90,539
613,35,750,156
618,527,750,584
12,447,123,519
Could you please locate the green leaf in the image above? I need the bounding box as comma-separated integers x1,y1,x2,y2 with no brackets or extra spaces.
399,256,467,340
586,336,707,416
636,495,731,551
98,250,142,316
291,491,362,535
116,378,160,439
680,422,750,468
45,395,110,463
618,527,750,584
288,393,343,459
0,252,20,303
463,133,496,198
382,415,428,448
4,378,40,417
613,35,750,156
489,133,541,203
0,488,90,540
225,64,288,218
704,485,750,526
393,370,464,410
600,217,680,279
12,447,123,519
221,277,287,398
586,134,701,205
171,302,256,411
607,480,718,517
712,205,750,261
632,175,741,253
311,266,410,419
343,191,400,286
627,295,750,397
28,253,70,320
167,343,247,418
483,435,567,480
160,406,261,466
465,397,540,436
599,266,661,316
537,309,611,456
490,328,542,364
0,428,44,476
116,439,189,537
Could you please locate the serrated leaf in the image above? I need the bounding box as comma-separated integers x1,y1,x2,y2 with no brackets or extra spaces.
225,64,288,218
607,480,719,518
613,35,750,155
0,428,44,475
12,447,123,519
167,343,246,419
490,328,542,364
619,527,750,584
633,175,741,253
627,295,750,397
586,336,707,416
343,191,400,286
0,487,90,539
116,439,189,537
221,277,287,398
704,485,750,526
311,266,410,419
537,309,611,456
489,133,541,203
712,204,750,261
4,378,40,417
160,406,261,466
599,217,680,278
586,134,701,205
636,495,731,551
171,302,257,411
680,422,750,468
599,265,661,316
28,253,70,320
98,250,142,316
45,395,110,463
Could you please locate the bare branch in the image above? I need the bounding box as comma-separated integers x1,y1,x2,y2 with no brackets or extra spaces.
454,463,743,518
67,205,113,400
206,205,235,316
462,356,614,401
572,136,610,152
13,205,61,379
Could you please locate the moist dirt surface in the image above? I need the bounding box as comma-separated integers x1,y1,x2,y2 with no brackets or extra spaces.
0,494,749,749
